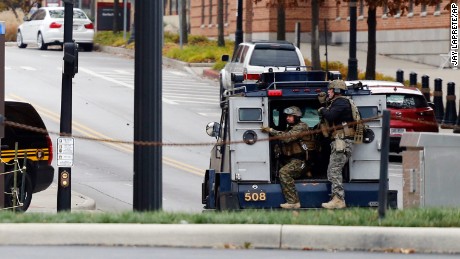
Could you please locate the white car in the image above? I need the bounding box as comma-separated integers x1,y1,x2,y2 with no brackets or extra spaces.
219,41,306,107
17,7,94,51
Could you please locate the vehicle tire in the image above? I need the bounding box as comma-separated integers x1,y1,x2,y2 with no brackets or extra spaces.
81,43,94,52
219,80,226,109
4,173,33,212
37,33,47,50
16,31,27,48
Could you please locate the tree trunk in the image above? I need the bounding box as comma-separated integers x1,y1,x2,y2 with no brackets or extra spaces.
365,7,377,80
179,0,188,44
113,0,120,33
311,0,321,70
277,0,286,40
217,0,225,46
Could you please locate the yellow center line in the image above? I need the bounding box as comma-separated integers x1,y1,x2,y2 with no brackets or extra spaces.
7,94,205,176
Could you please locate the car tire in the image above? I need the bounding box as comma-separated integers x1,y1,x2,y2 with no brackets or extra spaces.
219,80,226,109
16,31,27,48
4,173,33,212
37,32,47,50
80,43,94,52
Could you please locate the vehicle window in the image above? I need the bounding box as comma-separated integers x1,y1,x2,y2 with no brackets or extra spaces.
5,103,46,136
32,10,46,20
358,106,378,119
240,46,249,64
249,49,301,67
301,107,320,127
386,94,428,109
49,10,88,19
231,46,244,62
239,108,262,122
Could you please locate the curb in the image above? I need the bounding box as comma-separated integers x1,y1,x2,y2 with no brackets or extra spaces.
0,224,460,253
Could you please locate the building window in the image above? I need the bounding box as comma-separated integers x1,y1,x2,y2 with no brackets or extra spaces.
421,4,427,17
358,0,364,20
382,4,388,19
434,3,441,16
209,0,213,25
408,0,414,17
201,0,205,26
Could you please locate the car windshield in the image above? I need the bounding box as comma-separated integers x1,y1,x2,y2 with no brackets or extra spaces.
49,10,87,19
249,49,301,67
386,94,428,109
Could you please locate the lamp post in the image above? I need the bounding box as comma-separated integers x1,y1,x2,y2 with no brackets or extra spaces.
347,0,358,80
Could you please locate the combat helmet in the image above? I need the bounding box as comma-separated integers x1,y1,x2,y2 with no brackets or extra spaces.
328,79,347,94
283,106,302,117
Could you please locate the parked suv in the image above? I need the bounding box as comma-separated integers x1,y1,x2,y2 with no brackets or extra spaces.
2,101,54,211
347,80,439,153
219,41,306,107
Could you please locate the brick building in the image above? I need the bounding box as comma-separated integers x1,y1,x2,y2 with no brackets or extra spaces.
188,0,452,67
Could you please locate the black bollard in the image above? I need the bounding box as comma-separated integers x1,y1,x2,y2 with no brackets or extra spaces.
409,72,417,87
441,82,458,128
421,75,430,102
433,78,444,123
396,69,404,84
454,100,460,133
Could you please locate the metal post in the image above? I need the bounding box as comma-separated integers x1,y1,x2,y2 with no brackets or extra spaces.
396,69,404,84
0,22,5,209
378,110,390,219
421,75,430,102
58,0,75,212
442,82,457,127
133,0,163,211
347,0,358,80
234,0,243,54
409,72,417,87
295,22,301,49
433,78,444,123
123,0,128,40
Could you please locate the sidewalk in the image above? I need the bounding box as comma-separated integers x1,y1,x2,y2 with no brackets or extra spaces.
28,184,96,213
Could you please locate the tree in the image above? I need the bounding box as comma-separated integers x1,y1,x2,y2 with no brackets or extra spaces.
113,0,120,33
217,0,225,46
254,0,322,68
351,0,447,80
180,0,188,44
0,0,41,20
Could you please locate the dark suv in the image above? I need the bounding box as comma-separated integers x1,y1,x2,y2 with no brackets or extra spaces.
2,101,54,211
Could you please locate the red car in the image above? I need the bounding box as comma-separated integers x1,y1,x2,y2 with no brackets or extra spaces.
347,80,439,153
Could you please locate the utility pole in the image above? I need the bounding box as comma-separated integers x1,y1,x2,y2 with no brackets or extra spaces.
58,0,78,211
0,22,5,209
133,0,162,211
234,0,243,54
347,0,358,80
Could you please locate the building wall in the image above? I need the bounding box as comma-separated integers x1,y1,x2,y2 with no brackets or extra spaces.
189,0,452,66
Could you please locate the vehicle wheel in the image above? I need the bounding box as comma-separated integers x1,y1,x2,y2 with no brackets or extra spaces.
4,173,33,212
16,31,27,48
219,81,226,109
37,33,47,50
81,43,94,52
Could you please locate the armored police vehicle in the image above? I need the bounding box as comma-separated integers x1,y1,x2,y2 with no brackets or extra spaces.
202,69,397,210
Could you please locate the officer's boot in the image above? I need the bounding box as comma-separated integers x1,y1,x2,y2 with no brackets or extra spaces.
321,196,346,209
280,202,301,209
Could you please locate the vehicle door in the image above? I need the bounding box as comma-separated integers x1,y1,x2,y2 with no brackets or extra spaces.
228,97,270,181
348,95,387,180
22,9,46,42
222,45,248,90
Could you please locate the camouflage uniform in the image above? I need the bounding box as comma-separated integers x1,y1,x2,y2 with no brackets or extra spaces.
269,121,309,204
327,138,353,200
318,85,355,202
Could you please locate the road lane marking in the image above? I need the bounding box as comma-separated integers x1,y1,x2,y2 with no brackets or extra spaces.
7,94,205,176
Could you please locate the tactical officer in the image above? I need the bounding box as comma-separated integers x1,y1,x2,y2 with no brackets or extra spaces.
261,106,309,209
318,80,355,209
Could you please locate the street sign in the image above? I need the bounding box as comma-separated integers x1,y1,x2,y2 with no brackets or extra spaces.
57,137,74,167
